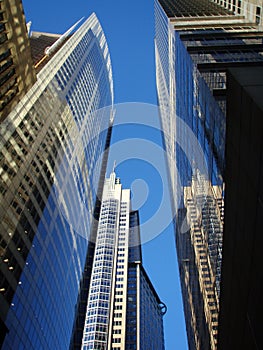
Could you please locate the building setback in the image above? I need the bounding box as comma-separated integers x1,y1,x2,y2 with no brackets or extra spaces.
81,171,165,350
0,12,113,349
155,0,263,349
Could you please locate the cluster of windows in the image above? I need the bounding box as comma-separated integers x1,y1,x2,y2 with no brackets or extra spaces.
125,266,137,350
55,31,112,129
1,14,113,350
173,29,225,194
0,40,17,110
139,268,165,350
155,1,262,349
1,83,95,349
128,211,141,262
158,0,234,17
0,0,37,119
109,199,130,348
212,0,262,21
82,199,118,349
183,182,223,348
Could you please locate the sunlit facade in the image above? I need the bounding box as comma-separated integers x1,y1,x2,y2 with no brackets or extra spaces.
0,0,36,122
176,173,224,349
0,13,113,349
155,0,263,348
81,172,165,350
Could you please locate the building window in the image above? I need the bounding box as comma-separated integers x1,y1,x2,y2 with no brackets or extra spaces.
115,305,122,310
237,0,241,13
256,6,261,24
112,338,121,343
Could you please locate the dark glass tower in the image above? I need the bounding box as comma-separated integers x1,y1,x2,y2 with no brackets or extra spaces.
0,13,114,349
155,0,263,349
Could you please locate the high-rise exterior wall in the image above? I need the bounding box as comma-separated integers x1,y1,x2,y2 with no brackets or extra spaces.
155,0,263,348
0,13,113,349
81,172,130,350
81,173,165,350
211,0,263,25
176,174,224,350
127,211,165,350
0,0,36,122
218,67,263,350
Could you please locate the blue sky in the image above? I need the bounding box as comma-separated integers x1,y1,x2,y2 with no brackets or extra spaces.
23,0,188,348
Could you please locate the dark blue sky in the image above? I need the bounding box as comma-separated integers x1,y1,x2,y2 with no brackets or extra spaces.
23,0,188,348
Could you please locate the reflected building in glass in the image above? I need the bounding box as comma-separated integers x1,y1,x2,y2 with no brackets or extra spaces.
81,171,166,350
155,0,263,349
0,13,114,349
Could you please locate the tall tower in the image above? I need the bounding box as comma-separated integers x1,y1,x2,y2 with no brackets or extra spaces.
0,13,114,349
81,171,165,350
155,0,263,349
0,0,36,122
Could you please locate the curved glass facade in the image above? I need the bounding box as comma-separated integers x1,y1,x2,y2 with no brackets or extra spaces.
0,14,113,349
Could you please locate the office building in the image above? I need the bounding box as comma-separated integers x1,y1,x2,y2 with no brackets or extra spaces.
218,67,263,350
0,0,36,121
81,171,165,350
0,13,113,349
155,0,263,348
176,173,224,350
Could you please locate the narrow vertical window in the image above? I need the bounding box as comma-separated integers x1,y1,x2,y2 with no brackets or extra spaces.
256,6,261,24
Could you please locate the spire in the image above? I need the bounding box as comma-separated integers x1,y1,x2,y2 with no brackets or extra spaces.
109,161,117,189
45,17,84,56
112,160,116,174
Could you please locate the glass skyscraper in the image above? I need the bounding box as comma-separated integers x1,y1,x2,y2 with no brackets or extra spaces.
155,0,263,349
0,13,113,349
81,171,165,350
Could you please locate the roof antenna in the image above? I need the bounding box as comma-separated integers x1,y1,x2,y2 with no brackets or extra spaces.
112,160,116,173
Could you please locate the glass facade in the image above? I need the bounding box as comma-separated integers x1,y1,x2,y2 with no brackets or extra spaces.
155,0,263,348
0,14,113,349
139,265,165,350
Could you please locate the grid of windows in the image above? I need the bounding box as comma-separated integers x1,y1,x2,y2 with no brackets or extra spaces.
158,0,234,17
139,266,165,350
154,0,263,349
0,0,36,121
179,176,224,349
0,14,113,349
82,200,118,350
81,176,164,349
81,177,130,350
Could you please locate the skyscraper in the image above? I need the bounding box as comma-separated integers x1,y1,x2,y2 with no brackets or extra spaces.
0,0,36,121
81,171,165,350
155,0,263,348
82,172,164,350
0,13,114,349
